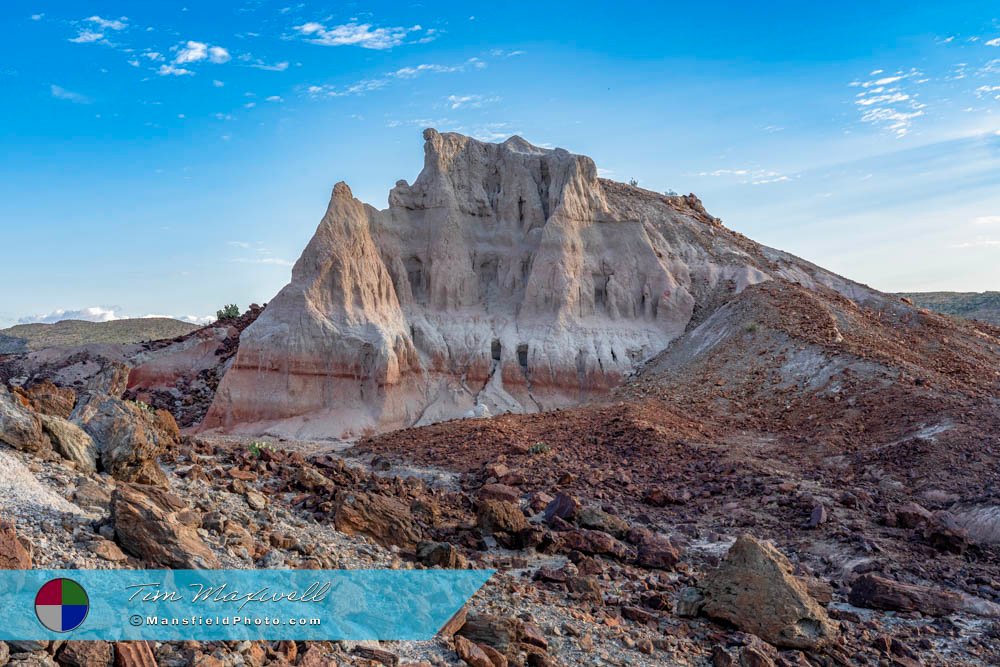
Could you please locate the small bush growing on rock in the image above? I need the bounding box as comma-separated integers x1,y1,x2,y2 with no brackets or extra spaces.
247,440,275,458
216,303,241,321
130,399,155,414
745,322,759,333
529,441,551,455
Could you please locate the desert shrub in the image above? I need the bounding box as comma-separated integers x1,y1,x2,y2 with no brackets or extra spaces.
247,440,276,458
529,441,551,455
216,304,241,321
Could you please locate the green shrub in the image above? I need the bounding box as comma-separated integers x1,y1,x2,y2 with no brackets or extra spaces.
216,304,241,321
529,441,551,455
247,440,276,458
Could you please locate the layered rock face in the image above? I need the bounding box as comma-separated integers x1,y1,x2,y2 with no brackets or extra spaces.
203,129,846,438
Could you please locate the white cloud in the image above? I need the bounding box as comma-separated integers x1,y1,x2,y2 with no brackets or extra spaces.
293,21,424,50
265,95,283,102
972,215,1000,225
50,84,90,104
446,94,499,109
143,314,214,325
158,64,194,77
305,58,485,100
143,51,163,61
30,13,44,21
69,29,105,44
18,306,120,324
208,46,231,64
951,238,1000,248
986,38,1000,47
230,257,294,266
849,68,926,137
86,15,127,31
174,40,207,64
696,167,791,185
227,241,251,248
213,79,225,87
250,60,289,71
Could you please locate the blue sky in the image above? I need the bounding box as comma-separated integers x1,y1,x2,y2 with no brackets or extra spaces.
1,1,999,327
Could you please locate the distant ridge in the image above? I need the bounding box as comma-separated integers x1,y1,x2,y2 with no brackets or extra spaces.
898,291,1000,325
0,318,201,354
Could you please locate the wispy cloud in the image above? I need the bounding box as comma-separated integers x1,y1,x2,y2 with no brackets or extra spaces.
849,68,927,138
306,58,486,99
50,84,90,104
68,15,127,45
696,167,791,185
446,94,499,109
951,238,1000,248
972,215,1000,225
293,21,428,50
86,15,127,31
18,306,120,324
229,257,294,266
986,38,1000,47
158,64,194,77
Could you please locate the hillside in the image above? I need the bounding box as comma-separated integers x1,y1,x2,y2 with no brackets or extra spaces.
898,291,1000,325
0,317,200,354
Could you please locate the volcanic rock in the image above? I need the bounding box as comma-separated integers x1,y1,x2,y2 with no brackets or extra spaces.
847,574,962,616
0,521,32,569
58,641,113,667
454,636,493,667
477,500,529,535
110,483,220,569
700,534,836,649
113,641,157,667
71,393,173,485
332,490,421,548
37,414,97,472
0,386,50,455
23,381,75,419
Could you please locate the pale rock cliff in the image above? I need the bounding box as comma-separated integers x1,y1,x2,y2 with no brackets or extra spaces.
203,129,865,438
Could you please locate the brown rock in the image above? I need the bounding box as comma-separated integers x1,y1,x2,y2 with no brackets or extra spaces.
0,521,32,569
25,381,75,419
351,646,400,666
479,484,521,504
848,574,962,616
480,645,508,667
333,490,421,548
635,533,681,569
58,641,114,667
417,541,468,569
0,386,51,455
701,534,836,649
438,605,468,638
38,414,97,472
521,622,547,649
740,646,776,667
111,483,220,569
560,529,629,560
544,494,580,522
457,614,523,652
114,641,157,667
296,644,335,667
712,646,736,667
90,539,128,563
576,507,628,537
88,361,131,396
71,393,172,486
477,500,529,535
923,511,969,554
455,636,493,667
895,502,933,529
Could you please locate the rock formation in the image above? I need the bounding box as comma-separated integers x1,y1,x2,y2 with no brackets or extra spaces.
203,129,882,438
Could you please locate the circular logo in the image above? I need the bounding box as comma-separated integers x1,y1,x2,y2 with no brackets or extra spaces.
35,578,89,633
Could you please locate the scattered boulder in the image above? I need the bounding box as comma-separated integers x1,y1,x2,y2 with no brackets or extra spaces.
58,641,114,667
87,361,131,397
922,511,969,554
111,483,220,569
38,414,97,472
0,521,32,569
544,494,580,522
700,535,836,649
457,614,523,653
113,641,157,667
635,533,681,569
848,574,962,616
560,529,629,560
24,381,75,419
333,491,421,548
0,386,50,455
477,500,529,535
576,507,628,537
454,636,493,667
417,541,468,569
478,484,521,504
71,393,173,486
